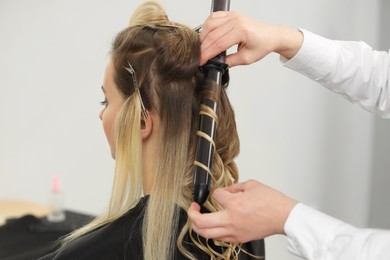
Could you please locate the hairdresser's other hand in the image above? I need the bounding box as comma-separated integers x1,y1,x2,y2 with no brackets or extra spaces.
188,179,298,243
200,11,303,67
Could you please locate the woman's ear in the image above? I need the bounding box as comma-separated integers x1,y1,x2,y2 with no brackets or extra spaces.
141,112,153,140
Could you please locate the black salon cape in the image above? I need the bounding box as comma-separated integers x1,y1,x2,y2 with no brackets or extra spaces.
39,196,265,260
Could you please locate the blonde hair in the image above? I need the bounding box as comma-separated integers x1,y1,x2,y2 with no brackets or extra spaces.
64,1,253,259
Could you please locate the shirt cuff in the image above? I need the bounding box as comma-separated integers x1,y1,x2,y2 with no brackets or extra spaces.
282,29,338,81
284,203,345,259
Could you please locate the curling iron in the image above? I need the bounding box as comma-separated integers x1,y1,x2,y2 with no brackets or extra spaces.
192,0,230,205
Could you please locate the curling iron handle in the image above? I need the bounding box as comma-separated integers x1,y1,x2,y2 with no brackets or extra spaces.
211,0,230,12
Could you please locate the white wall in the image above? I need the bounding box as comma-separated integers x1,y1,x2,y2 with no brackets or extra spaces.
0,0,381,259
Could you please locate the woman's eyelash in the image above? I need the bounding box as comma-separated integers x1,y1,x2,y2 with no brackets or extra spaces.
100,100,108,106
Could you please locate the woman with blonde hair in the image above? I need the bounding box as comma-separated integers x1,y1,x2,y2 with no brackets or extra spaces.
40,1,264,259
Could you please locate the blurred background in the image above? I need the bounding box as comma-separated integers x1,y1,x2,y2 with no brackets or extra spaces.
0,0,389,259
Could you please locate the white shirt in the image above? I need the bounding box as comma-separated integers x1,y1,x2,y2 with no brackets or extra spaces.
282,30,390,259
285,203,390,260
283,29,390,118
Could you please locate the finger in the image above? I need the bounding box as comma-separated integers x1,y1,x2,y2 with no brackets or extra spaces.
201,22,248,66
200,29,242,65
208,11,230,19
224,182,246,193
211,187,238,208
200,14,242,63
187,202,201,221
188,202,226,229
188,203,235,241
225,52,246,68
200,29,236,65
226,47,256,67
192,226,237,242
200,11,231,42
188,202,201,214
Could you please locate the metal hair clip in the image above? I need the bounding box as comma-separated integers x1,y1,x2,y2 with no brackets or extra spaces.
124,61,148,119
193,24,203,33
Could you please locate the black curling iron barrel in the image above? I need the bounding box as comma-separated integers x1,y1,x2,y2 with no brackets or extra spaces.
192,0,230,205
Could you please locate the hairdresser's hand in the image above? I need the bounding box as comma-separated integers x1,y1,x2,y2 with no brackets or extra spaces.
188,179,298,243
200,11,303,67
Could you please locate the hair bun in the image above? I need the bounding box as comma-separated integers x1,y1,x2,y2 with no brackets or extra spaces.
129,1,169,27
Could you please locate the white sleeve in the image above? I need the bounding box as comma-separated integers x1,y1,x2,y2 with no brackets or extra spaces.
282,29,390,118
284,203,390,260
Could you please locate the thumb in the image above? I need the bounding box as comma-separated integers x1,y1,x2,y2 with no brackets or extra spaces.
225,53,241,68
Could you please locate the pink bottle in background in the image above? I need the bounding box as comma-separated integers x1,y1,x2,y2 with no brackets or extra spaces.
47,175,66,222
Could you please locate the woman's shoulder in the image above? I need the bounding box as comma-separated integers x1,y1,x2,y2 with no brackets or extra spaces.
39,197,148,260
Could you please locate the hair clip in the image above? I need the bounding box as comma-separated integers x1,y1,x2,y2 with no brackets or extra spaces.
193,24,203,33
124,61,148,119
